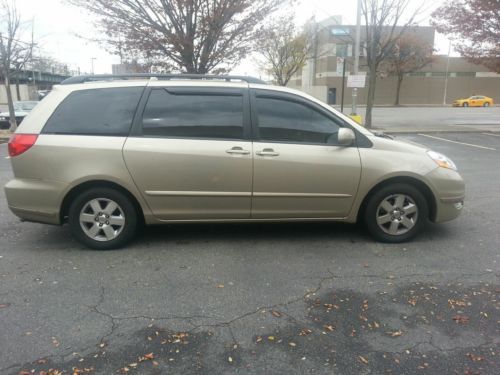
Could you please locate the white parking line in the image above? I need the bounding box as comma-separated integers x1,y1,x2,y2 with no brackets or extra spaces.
482,132,500,137
417,134,496,151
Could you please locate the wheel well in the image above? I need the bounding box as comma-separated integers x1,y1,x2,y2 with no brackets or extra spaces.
357,176,437,222
60,180,145,225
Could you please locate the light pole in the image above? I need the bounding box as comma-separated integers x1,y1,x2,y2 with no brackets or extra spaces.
91,57,97,75
443,39,451,106
351,0,362,116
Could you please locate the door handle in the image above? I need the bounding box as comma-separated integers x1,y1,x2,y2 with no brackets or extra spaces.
256,148,279,157
226,146,250,155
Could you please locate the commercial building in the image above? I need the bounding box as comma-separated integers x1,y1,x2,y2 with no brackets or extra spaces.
288,17,500,106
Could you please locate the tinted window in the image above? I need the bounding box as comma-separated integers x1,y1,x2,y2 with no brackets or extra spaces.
256,97,341,144
43,87,143,135
142,89,244,139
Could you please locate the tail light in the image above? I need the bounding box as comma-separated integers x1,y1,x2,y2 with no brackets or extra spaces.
8,134,38,157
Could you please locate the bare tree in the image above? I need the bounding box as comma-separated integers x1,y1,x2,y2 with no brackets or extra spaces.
383,32,434,105
255,15,313,86
69,0,287,74
362,0,425,128
432,0,500,73
0,0,34,132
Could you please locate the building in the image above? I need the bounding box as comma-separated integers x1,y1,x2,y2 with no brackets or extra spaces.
288,17,500,106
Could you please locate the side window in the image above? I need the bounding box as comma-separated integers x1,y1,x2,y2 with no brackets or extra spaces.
255,96,342,144
141,89,244,139
42,87,143,135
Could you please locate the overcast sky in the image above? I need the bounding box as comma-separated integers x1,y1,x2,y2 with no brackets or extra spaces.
12,0,452,76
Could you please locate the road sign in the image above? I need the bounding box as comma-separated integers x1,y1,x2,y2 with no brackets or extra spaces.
347,75,366,88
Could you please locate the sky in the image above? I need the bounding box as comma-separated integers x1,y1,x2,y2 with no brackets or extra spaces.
10,0,453,76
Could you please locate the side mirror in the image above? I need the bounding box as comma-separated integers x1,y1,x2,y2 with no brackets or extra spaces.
338,128,355,146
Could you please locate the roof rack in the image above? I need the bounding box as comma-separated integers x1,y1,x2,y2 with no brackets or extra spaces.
60,73,267,85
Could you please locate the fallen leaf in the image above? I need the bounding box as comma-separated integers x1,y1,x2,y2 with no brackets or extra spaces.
228,356,233,363
217,284,225,288
466,353,485,362
144,353,154,360
387,330,403,337
271,310,282,318
52,338,60,347
299,329,312,336
267,336,275,341
0,303,10,309
255,336,263,343
324,324,335,332
358,355,369,365
289,342,296,347
452,315,469,324
129,363,138,368
37,359,49,364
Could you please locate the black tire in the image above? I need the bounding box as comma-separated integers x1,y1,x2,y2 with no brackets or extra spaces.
364,183,428,243
484,102,490,107
68,187,138,250
462,102,468,107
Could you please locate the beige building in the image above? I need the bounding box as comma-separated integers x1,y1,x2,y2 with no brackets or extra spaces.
288,17,500,106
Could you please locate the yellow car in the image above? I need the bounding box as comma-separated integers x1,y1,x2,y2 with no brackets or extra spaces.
453,95,494,107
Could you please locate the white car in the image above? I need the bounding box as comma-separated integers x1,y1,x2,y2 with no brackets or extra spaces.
0,101,39,129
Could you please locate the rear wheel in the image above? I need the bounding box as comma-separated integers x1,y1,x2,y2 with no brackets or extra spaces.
68,188,137,250
364,183,428,243
462,102,469,107
484,102,490,107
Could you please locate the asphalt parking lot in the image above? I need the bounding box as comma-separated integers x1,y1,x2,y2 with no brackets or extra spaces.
0,132,498,374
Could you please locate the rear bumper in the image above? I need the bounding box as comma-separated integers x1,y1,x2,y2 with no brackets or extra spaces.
4,178,67,225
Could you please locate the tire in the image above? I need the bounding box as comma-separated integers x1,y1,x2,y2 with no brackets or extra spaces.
484,102,490,107
364,183,428,243
462,102,468,107
68,187,138,250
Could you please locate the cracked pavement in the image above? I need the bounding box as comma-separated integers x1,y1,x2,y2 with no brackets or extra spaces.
0,133,499,374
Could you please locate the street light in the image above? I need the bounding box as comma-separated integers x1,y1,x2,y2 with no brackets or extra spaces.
351,0,362,116
443,39,452,106
91,57,97,75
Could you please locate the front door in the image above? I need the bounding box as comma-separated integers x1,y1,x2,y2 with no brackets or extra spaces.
250,90,362,219
123,87,252,220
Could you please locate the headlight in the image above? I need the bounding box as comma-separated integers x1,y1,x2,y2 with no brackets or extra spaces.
0,117,6,121
427,150,457,171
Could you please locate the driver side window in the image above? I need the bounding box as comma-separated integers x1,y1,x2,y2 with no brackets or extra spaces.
255,96,342,145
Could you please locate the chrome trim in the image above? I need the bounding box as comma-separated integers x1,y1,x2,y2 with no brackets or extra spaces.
253,192,352,198
145,190,252,197
156,217,347,224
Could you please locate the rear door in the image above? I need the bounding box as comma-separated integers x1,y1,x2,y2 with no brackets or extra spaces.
250,89,362,219
123,87,253,220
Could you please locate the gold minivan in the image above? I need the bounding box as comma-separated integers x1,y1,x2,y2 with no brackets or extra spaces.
5,74,464,249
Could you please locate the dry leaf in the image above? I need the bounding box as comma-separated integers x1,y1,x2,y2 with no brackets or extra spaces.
452,315,469,324
387,330,403,337
144,353,154,360
324,324,335,332
0,303,10,309
267,335,275,341
271,310,282,318
289,342,296,347
217,284,225,288
228,356,233,363
358,355,369,365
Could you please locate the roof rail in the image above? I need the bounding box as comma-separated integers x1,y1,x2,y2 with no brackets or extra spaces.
60,73,267,85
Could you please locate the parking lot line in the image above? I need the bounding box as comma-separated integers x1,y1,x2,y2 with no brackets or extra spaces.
482,132,500,137
417,134,496,151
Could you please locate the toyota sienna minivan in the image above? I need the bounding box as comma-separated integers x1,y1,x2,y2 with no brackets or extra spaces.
5,74,464,250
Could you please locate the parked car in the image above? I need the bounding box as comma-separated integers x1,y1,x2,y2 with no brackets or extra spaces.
452,95,494,107
4,74,465,250
0,101,39,129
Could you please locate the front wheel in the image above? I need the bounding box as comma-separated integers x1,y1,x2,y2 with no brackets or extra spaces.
462,102,469,107
68,187,138,250
364,184,428,243
483,102,490,107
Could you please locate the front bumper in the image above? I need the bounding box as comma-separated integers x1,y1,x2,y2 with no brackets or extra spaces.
4,178,67,225
425,168,465,223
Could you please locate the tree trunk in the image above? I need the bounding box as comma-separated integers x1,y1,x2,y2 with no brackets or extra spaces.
365,66,377,129
395,75,404,106
15,76,21,101
5,76,18,132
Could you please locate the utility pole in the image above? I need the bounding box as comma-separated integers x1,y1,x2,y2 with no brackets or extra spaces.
351,0,362,115
443,39,451,106
91,57,97,75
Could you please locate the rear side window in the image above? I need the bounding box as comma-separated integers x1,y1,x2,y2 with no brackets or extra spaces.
141,89,244,139
42,87,144,136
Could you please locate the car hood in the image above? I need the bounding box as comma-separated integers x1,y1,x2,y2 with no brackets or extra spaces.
367,133,428,154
